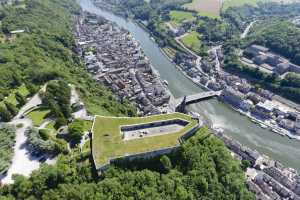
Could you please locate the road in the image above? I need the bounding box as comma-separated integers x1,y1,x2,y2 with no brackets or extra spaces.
240,21,256,39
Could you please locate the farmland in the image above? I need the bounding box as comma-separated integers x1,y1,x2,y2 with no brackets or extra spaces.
183,0,222,18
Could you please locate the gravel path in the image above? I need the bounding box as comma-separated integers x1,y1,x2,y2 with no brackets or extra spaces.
0,119,41,184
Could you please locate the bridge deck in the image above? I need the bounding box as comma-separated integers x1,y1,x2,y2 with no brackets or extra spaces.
175,91,221,106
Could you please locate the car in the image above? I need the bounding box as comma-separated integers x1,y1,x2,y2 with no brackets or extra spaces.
39,156,47,163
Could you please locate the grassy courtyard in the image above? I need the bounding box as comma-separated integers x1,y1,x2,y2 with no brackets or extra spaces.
92,113,198,168
26,108,50,127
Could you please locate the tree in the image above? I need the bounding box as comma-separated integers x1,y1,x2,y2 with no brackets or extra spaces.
0,106,12,122
160,155,172,172
55,116,68,130
241,160,251,171
68,119,84,144
4,101,18,116
15,92,26,107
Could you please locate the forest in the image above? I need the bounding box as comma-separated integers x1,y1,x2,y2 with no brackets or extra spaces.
0,128,255,200
0,125,15,175
222,2,300,31
0,0,136,119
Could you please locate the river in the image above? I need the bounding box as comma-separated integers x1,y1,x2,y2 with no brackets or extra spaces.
79,0,300,171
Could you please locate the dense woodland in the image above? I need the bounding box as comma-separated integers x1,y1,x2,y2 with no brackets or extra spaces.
0,0,136,119
0,128,255,200
0,124,15,175
223,2,300,31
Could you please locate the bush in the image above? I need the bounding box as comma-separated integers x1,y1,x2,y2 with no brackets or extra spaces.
38,129,50,141
68,119,84,144
25,128,60,155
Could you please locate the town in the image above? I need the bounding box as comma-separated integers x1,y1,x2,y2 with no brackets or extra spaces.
74,13,171,116
214,130,300,200
172,41,300,140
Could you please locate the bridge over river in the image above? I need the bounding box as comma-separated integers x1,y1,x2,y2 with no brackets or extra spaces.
174,91,221,113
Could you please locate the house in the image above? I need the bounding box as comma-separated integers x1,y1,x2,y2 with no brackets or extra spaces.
253,55,267,65
244,45,269,57
240,99,254,112
275,62,290,75
221,87,246,108
294,117,300,135
265,54,285,66
252,101,275,119
279,119,295,131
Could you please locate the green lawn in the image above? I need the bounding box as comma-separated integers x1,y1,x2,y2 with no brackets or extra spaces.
180,31,203,54
0,84,29,107
26,108,50,127
169,10,195,26
92,113,198,168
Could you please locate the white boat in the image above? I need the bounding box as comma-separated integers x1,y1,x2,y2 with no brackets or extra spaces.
271,128,285,136
260,124,268,129
163,80,168,86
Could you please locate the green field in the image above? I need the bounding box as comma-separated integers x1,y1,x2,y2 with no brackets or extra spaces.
222,0,260,10
0,84,29,107
169,10,196,26
180,31,203,54
26,108,50,126
92,113,198,168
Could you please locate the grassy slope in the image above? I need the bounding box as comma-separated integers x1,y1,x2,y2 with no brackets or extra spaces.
169,10,195,26
180,31,203,54
0,84,29,107
92,113,198,167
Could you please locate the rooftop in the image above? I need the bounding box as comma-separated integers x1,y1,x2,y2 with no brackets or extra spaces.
92,113,198,169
